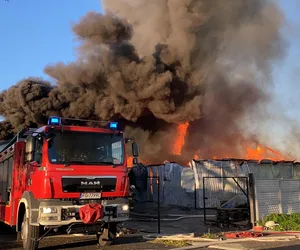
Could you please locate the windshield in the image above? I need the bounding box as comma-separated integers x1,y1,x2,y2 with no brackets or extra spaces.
48,131,124,165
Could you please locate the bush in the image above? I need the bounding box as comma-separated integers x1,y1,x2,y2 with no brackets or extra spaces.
263,213,300,231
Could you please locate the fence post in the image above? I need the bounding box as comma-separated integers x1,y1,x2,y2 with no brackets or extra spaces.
157,176,161,234
194,181,197,209
278,180,283,214
248,173,256,227
203,177,206,224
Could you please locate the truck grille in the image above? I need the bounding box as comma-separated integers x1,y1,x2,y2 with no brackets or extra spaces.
61,176,117,193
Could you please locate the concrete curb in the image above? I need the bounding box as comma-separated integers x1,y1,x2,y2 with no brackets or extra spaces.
142,233,221,242
207,244,247,250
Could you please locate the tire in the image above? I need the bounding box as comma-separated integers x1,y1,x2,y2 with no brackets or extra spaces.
97,223,117,247
16,232,22,241
0,221,6,233
21,213,40,250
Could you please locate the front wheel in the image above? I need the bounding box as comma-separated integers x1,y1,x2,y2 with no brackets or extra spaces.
96,223,117,247
0,221,7,234
21,213,40,250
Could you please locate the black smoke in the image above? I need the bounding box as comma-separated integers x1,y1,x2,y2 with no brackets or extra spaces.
0,0,288,163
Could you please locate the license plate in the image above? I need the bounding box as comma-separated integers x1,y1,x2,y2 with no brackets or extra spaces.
80,193,102,199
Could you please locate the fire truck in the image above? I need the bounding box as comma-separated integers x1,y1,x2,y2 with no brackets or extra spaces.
0,117,139,250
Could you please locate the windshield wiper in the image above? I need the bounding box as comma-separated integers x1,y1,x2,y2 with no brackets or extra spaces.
97,161,116,166
64,161,87,166
92,161,121,168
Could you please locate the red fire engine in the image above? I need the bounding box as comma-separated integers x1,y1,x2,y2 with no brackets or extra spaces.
0,117,139,250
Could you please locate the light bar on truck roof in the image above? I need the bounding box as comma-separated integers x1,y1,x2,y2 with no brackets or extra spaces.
48,116,61,126
46,116,120,130
109,122,119,130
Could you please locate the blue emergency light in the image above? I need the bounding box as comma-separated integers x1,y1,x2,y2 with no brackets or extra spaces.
48,116,61,125
109,122,119,130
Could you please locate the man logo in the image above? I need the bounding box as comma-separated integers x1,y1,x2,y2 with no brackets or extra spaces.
81,181,101,185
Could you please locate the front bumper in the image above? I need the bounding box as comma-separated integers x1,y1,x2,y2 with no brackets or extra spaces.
38,198,129,226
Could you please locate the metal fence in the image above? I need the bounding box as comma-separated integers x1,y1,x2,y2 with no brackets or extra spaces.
202,176,250,226
254,179,300,221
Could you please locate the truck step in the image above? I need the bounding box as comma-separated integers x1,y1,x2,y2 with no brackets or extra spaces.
66,223,103,235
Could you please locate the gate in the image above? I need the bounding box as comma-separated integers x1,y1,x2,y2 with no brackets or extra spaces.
203,176,251,227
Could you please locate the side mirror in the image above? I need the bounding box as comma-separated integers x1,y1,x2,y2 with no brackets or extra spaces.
45,131,56,142
133,157,139,165
132,142,139,157
25,136,36,162
36,133,42,141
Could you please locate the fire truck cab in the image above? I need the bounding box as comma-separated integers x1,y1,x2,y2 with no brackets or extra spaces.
0,117,139,250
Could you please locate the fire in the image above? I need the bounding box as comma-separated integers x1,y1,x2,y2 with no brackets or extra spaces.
172,122,291,162
126,156,151,167
131,121,292,166
172,122,189,155
192,145,291,161
246,145,289,161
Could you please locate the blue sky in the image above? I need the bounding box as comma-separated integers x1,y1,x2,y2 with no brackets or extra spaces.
0,0,103,90
0,0,299,120
272,0,300,118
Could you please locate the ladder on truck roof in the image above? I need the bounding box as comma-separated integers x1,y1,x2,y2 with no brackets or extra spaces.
0,127,37,153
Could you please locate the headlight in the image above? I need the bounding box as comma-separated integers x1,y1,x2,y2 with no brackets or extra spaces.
40,207,58,214
121,204,129,211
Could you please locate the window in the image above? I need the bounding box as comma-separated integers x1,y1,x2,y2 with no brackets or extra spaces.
2,160,8,202
48,131,124,166
7,157,13,190
0,157,13,203
34,138,43,164
0,162,3,201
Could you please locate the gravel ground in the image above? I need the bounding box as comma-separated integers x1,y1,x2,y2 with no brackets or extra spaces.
3,203,300,250
0,231,173,250
241,239,300,249
3,227,300,250
193,239,300,250
0,204,216,250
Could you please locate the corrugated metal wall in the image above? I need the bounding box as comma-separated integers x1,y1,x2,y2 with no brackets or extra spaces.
135,160,300,209
191,160,248,208
144,163,196,208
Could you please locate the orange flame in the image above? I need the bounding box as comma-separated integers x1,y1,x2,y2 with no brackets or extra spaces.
245,145,289,161
172,122,190,155
126,156,151,168
192,145,291,161
131,122,292,166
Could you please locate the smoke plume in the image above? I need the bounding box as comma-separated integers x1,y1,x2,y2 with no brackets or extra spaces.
0,0,289,163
